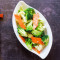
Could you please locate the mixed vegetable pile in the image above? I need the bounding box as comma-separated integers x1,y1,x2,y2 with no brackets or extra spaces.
14,7,49,54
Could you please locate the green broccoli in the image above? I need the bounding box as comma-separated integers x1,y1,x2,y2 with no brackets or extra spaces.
31,30,42,37
25,38,32,50
17,27,27,37
36,22,44,31
40,31,45,38
24,8,35,20
26,20,33,31
26,13,33,20
32,44,37,47
41,35,49,46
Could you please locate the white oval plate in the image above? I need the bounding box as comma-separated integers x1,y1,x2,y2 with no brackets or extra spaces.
12,1,53,59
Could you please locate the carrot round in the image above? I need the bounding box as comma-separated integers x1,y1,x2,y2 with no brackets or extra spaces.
14,14,26,29
31,37,44,45
33,47,41,54
0,14,3,18
19,35,25,42
33,13,39,30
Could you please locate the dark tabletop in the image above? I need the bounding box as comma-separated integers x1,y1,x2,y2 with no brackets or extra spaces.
0,0,60,60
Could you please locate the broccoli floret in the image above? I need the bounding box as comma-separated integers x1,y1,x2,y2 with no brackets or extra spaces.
24,8,35,20
42,35,48,41
17,27,27,37
24,8,35,15
36,22,45,31
26,13,33,20
31,30,42,37
26,20,33,31
40,31,45,38
41,35,49,46
25,38,32,50
32,44,37,47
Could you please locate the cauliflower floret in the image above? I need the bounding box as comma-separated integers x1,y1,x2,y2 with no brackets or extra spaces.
35,44,43,51
18,11,27,23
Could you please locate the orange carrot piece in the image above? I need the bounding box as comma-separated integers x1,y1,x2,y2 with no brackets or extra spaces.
14,14,26,29
0,14,3,18
19,35,25,42
33,13,39,30
31,37,44,45
33,47,41,54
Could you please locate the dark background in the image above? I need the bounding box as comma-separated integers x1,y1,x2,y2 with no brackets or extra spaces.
0,0,60,60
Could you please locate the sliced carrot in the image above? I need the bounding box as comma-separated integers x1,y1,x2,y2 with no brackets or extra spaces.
33,47,41,54
33,13,39,30
19,35,25,42
31,37,44,45
0,14,3,18
14,14,26,29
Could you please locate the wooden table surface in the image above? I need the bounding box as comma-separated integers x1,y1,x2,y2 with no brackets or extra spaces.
0,0,60,60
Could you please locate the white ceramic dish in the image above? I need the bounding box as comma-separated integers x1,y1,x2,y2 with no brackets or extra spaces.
12,1,53,59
